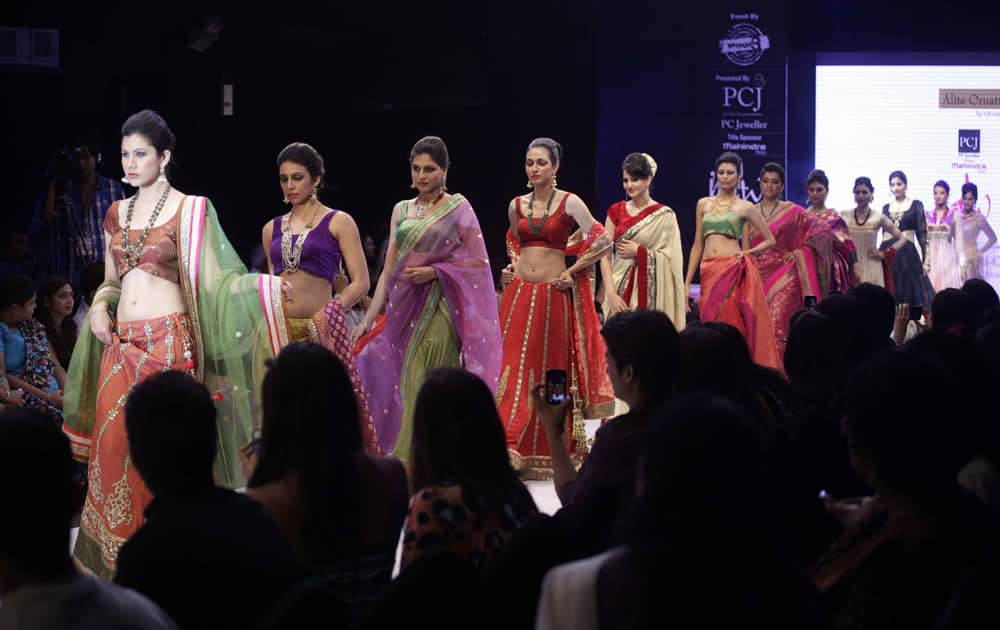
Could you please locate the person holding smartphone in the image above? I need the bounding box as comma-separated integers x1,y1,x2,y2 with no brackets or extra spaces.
530,311,679,529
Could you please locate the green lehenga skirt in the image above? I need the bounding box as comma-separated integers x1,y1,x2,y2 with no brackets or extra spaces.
394,299,460,460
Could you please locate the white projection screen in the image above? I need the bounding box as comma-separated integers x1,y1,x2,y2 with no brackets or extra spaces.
815,56,1000,256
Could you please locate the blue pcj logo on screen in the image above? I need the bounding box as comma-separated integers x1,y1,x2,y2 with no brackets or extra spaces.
959,129,981,154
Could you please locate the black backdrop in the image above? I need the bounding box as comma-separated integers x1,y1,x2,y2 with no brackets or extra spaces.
3,0,999,271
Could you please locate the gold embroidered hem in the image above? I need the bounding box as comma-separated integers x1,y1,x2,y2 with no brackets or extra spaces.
509,451,585,481
73,312,194,579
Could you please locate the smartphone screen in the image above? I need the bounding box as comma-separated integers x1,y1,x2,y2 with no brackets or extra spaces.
545,369,568,405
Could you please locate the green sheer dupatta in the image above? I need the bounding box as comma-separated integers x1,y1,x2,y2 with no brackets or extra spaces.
179,196,288,488
62,197,288,487
63,281,120,463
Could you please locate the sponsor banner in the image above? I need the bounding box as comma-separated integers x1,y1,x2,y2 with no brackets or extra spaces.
698,7,787,203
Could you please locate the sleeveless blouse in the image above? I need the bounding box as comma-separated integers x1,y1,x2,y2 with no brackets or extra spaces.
104,200,180,284
703,209,745,240
516,193,576,250
269,210,341,282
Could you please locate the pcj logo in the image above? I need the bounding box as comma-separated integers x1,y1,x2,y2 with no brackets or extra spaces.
959,130,981,154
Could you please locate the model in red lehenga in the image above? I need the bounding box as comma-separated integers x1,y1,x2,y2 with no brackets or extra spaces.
498,137,614,480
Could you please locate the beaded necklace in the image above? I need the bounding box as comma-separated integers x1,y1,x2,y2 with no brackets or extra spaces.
280,201,323,274
121,183,172,270
854,205,872,227
527,188,557,233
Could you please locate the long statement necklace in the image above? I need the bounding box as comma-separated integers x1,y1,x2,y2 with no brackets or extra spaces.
280,201,322,274
122,183,172,270
528,188,557,234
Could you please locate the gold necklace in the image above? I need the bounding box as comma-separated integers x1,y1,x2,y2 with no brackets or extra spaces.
889,199,906,226
710,195,737,214
280,201,322,274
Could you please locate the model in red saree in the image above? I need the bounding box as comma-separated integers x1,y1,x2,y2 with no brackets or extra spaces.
500,227,615,479
813,209,857,293
747,203,832,353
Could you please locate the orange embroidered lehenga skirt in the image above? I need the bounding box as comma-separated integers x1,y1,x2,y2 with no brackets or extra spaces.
71,313,194,578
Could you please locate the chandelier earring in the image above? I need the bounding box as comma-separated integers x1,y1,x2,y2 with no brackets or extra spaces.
552,175,558,188
442,176,448,192
157,165,168,183
311,187,319,201
282,194,290,205
526,180,534,189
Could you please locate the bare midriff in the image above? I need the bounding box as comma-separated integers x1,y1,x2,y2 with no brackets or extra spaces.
516,247,567,283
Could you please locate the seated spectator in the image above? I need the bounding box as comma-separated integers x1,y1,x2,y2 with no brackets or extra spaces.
784,310,870,565
35,275,77,370
361,549,484,630
678,320,800,435
401,368,538,571
536,394,826,629
245,342,408,623
535,310,678,506
676,320,805,557
113,371,303,629
930,287,976,335
977,309,1000,386
905,331,1000,515
0,408,175,629
962,277,1000,327
847,282,897,353
814,292,871,366
810,350,998,629
0,274,64,420
531,310,679,554
73,261,106,330
0,230,35,278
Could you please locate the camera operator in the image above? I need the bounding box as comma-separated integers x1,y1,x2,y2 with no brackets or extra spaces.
30,132,125,290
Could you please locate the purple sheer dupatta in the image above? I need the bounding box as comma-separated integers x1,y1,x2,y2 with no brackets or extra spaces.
360,194,502,452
